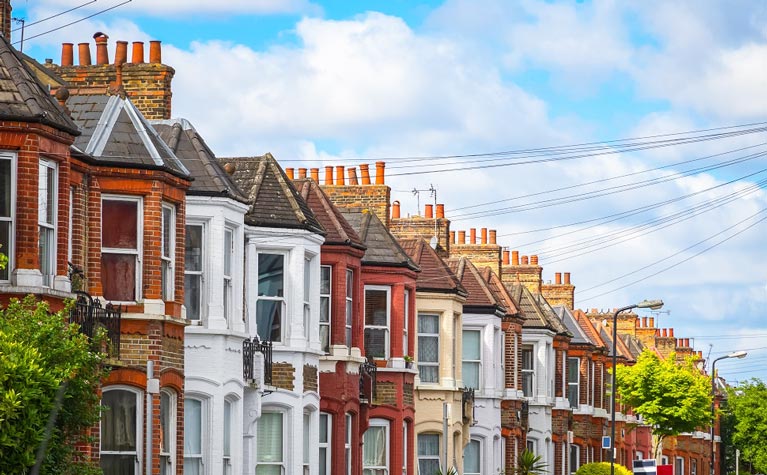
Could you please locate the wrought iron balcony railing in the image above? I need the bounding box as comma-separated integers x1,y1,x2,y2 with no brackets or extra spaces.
359,356,377,405
68,291,121,358
462,387,475,424
243,337,273,387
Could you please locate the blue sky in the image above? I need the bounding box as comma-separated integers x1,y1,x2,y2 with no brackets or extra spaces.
12,0,767,382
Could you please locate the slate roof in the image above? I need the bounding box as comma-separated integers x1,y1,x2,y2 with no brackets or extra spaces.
220,155,324,234
572,309,607,348
481,268,521,317
0,35,79,135
619,333,645,359
341,209,419,271
597,323,634,361
537,295,571,336
67,94,190,177
506,283,569,334
399,239,465,295
554,306,591,345
445,257,501,309
293,178,365,250
153,119,248,202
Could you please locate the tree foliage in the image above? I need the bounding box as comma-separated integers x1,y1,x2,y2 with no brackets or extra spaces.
726,380,767,474
575,462,632,475
615,350,711,456
0,296,106,474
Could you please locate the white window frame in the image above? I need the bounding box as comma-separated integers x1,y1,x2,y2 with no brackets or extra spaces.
345,269,353,348
364,419,390,475
402,420,408,475
364,285,391,359
522,346,535,398
320,265,332,353
661,456,669,465
160,202,175,300
569,444,580,475
0,151,15,283
184,222,206,322
101,386,143,475
257,410,286,474
403,290,409,358
319,412,332,475
464,438,482,475
462,328,482,390
303,412,311,475
675,457,685,475
567,357,580,409
223,225,235,325
304,254,313,340
416,433,440,475
38,159,57,287
159,389,176,475
691,458,697,475
257,250,287,343
417,313,441,384
345,413,353,475
184,395,207,473
101,195,143,303
527,439,537,455
67,186,73,264
223,398,235,475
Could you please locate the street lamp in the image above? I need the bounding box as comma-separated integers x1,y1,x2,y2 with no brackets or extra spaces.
610,299,664,475
710,351,747,475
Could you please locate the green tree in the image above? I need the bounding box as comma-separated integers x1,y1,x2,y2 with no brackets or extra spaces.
516,449,548,475
575,462,632,475
726,380,767,474
0,296,106,474
615,349,711,459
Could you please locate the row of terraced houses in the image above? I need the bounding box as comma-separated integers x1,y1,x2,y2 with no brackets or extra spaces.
0,4,723,475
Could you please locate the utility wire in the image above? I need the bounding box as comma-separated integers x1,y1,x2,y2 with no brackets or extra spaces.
13,0,132,45
12,1,97,32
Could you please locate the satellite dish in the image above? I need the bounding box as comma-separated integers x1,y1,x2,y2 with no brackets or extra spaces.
429,236,438,249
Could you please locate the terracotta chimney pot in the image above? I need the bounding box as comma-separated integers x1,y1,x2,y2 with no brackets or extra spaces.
78,43,92,66
285,168,295,180
425,204,433,218
392,201,401,219
458,231,466,245
655,329,660,336
115,40,128,65
481,228,488,245
642,317,648,328
555,272,562,285
669,328,674,338
489,229,496,244
61,43,74,66
450,231,456,244
348,167,359,185
131,41,144,63
297,168,307,179
512,250,519,266
503,250,510,265
564,272,571,285
649,317,655,328
469,228,476,244
360,164,371,185
149,40,162,63
335,166,345,185
521,255,529,265
530,255,539,265
436,204,445,219
375,161,385,184
662,328,668,338
324,166,333,185
94,32,109,65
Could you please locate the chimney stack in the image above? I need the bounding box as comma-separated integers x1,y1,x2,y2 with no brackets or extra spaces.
310,168,319,182
555,272,562,285
324,166,333,185
360,164,371,185
61,43,74,66
297,168,307,179
425,204,433,218
436,204,445,219
642,317,648,328
649,317,655,328
375,161,385,184
669,328,674,338
78,43,92,66
392,201,401,219
512,250,519,266
149,40,162,63
94,32,109,65
131,41,145,63
1,0,11,41
335,166,345,185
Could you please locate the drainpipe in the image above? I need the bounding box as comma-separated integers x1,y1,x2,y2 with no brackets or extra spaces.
443,402,449,472
146,360,160,475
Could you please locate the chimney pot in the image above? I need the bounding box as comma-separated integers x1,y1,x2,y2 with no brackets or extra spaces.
449,231,456,244
115,40,128,65
649,317,655,328
78,43,92,66
149,40,162,63
521,255,529,265
530,255,539,265
335,166,345,185
458,230,466,245
285,168,295,180
662,328,668,338
436,204,445,219
685,338,690,347
324,166,333,185
655,329,660,336
61,43,74,66
310,168,319,182
348,167,359,185
564,272,571,285
392,200,401,219
425,204,433,219
375,161,385,184
669,328,674,338
503,250,510,265
642,317,648,328
360,164,371,185
94,32,109,65
489,229,496,244
636,319,641,328
297,168,307,179
555,272,562,285
470,228,476,244
512,250,519,266
131,41,145,63
481,228,488,245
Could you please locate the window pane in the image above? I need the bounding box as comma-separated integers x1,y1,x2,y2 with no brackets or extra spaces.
304,258,311,300
162,206,172,258
184,399,202,454
101,454,136,474
102,200,138,249
102,390,137,451
39,227,54,280
257,300,282,342
38,163,55,225
365,290,387,326
567,359,579,382
522,349,533,370
320,413,329,444
224,400,232,457
364,328,387,359
321,266,331,294
417,434,440,475
465,440,481,474
463,362,480,389
184,274,201,320
0,158,10,217
258,413,283,462
258,254,284,297
418,335,438,363
418,314,439,334
101,254,136,301
363,426,386,467
185,225,203,271
224,229,233,276
463,331,481,360
160,392,171,453
346,270,353,298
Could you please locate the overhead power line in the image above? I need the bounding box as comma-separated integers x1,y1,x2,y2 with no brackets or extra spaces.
13,0,132,45
12,1,97,32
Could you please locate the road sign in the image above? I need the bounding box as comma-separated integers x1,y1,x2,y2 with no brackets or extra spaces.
602,436,611,449
634,460,657,475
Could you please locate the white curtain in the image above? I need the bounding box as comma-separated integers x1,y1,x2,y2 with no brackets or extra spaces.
464,440,481,475
417,434,440,475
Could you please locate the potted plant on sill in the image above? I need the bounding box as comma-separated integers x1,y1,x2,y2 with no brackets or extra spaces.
403,355,414,369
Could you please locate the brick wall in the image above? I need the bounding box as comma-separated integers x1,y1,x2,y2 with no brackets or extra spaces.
541,282,575,310
304,364,318,392
390,215,450,258
501,257,542,294
322,183,391,227
403,382,414,406
374,381,397,406
271,362,296,391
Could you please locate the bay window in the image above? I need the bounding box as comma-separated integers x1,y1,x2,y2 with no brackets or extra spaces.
38,159,56,287
0,152,13,282
363,419,389,475
462,329,481,389
567,357,580,408
184,223,204,321
364,286,390,359
257,411,285,474
464,439,481,475
418,314,440,383
184,397,205,474
522,346,535,397
101,197,141,302
416,433,440,475
345,413,353,475
257,252,285,342
320,265,331,352
161,203,175,300
159,390,175,475
101,388,141,475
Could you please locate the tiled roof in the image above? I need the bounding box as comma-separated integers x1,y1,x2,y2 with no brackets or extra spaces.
537,296,571,336
399,239,465,295
341,209,419,271
506,283,552,329
153,119,248,202
481,268,520,317
220,155,325,234
572,309,606,348
0,35,79,135
68,94,190,177
554,306,591,345
293,178,365,250
597,323,635,361
446,257,499,308
620,334,645,359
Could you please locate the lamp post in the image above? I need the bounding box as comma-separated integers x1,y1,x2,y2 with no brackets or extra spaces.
710,351,747,475
610,299,664,475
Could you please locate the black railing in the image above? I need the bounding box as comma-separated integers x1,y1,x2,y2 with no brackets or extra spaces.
359,357,377,405
243,337,273,386
462,387,475,424
69,291,121,358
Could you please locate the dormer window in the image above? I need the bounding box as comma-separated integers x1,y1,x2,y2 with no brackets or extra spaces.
38,159,57,287
257,252,285,342
0,152,14,282
101,197,141,302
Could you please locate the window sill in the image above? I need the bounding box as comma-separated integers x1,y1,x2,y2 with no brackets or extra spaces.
0,284,74,300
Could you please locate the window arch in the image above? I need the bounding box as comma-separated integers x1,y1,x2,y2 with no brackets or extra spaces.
101,386,142,475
